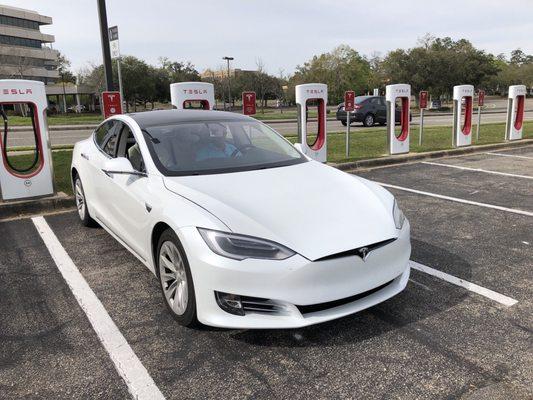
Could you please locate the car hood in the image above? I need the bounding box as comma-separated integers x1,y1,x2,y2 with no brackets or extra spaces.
163,162,398,260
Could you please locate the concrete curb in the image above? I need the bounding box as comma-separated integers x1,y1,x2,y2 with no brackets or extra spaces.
332,139,533,171
0,193,74,221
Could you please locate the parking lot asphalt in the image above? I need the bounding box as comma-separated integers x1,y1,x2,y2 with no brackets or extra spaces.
0,144,532,399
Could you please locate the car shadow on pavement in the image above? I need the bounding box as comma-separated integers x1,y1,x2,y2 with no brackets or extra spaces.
228,239,473,348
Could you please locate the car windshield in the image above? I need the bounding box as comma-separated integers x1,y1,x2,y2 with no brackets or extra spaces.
142,119,307,176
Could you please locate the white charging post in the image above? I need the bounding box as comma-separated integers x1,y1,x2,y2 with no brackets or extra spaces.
505,85,526,141
452,85,474,147
170,82,215,110
295,83,328,162
386,84,411,155
0,80,54,201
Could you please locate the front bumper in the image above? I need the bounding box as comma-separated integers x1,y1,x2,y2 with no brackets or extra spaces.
180,221,411,329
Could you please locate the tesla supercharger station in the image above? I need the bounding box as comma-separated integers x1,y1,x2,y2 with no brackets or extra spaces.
170,82,215,110
295,83,327,162
386,84,411,155
505,85,526,141
0,80,54,201
452,85,474,147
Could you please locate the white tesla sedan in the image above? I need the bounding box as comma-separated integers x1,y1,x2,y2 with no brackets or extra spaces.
71,110,410,329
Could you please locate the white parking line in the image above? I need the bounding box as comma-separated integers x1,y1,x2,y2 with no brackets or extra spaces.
409,260,518,307
421,161,533,180
486,152,533,160
32,216,165,400
376,182,533,217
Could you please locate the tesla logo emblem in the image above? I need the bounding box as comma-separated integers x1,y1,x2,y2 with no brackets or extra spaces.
358,247,370,261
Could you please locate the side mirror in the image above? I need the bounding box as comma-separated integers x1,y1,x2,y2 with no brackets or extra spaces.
102,157,146,177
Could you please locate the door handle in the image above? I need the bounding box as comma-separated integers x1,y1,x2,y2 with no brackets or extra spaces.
81,153,89,160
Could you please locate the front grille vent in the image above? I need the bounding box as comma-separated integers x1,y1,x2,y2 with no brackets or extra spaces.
241,296,286,314
296,280,393,315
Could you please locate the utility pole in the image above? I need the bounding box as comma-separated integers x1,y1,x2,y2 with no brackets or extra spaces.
97,0,113,91
223,56,234,110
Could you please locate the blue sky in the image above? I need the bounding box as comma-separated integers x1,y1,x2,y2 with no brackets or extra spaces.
9,0,533,75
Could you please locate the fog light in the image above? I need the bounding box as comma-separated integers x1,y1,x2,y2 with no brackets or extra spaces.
215,291,244,316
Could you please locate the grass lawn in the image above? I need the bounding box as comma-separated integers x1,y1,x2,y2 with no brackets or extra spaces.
8,113,104,126
5,121,531,196
286,121,533,163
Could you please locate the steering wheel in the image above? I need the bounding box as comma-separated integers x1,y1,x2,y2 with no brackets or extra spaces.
231,144,255,158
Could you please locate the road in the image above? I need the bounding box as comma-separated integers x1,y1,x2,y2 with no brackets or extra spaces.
7,110,533,147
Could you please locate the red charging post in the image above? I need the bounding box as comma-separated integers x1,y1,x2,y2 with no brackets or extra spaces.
242,91,256,115
476,89,485,141
102,91,123,119
419,90,428,145
344,90,355,157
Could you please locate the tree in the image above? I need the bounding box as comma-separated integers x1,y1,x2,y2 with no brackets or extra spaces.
289,45,373,104
380,37,499,98
82,56,201,111
56,52,76,113
484,50,533,94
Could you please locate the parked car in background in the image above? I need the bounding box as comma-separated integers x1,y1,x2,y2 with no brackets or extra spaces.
336,96,412,127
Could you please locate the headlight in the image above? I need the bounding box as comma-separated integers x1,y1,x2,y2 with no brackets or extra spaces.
198,228,295,260
392,200,405,230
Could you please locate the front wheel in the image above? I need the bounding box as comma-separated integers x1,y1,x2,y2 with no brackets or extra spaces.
157,229,198,327
363,114,375,127
74,176,97,227
341,120,347,126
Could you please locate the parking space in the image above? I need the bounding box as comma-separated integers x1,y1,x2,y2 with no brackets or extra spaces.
1,145,532,399
0,219,130,399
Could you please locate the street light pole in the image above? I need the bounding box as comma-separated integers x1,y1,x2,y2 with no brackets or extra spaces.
96,0,113,91
223,56,234,111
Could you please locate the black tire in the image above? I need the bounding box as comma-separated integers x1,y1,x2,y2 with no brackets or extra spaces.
341,120,347,126
363,113,375,127
156,229,199,327
74,175,97,227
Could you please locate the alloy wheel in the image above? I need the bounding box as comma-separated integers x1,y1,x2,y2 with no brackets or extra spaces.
159,241,189,315
75,179,86,220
